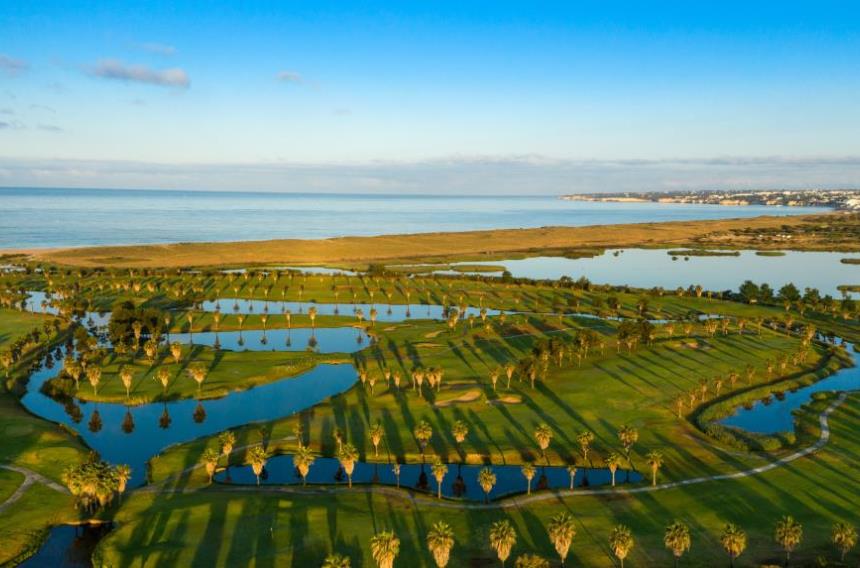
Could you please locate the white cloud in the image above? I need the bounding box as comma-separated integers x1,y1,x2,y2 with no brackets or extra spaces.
88,59,190,88
276,71,302,83
0,54,28,76
0,155,858,194
137,42,177,56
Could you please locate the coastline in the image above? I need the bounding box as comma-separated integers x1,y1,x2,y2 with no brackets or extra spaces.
6,211,857,268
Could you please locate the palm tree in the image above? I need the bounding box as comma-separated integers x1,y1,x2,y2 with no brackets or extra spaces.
504,362,516,388
201,448,220,483
774,515,803,566
115,464,131,499
604,452,622,487
452,420,469,447
370,531,400,568
577,431,594,464
521,462,536,495
414,420,433,458
370,422,385,457
170,342,182,365
86,366,102,395
308,306,318,328
247,445,268,486
720,523,747,567
609,525,634,568
119,366,134,399
489,519,517,566
832,521,857,562
322,553,351,568
65,359,83,389
533,424,553,462
427,521,455,567
392,462,401,488
617,425,638,465
646,450,663,487
155,366,170,394
547,512,576,565
513,555,549,568
566,463,577,490
337,442,359,488
478,466,497,503
187,362,208,391
219,431,236,463
294,445,315,486
664,521,691,567
431,458,448,499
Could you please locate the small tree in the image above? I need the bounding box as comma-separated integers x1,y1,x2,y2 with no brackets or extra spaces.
609,525,634,568
774,516,803,566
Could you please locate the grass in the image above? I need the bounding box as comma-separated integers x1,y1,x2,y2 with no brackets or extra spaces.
96,392,860,567
149,320,820,491
20,213,844,268
0,468,25,503
0,309,90,564
0,268,857,566
43,344,345,405
0,483,80,566
0,308,53,349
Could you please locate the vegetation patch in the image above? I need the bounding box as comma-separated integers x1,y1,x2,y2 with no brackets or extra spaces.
667,249,741,257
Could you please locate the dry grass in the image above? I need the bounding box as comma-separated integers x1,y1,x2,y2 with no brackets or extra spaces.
16,213,846,268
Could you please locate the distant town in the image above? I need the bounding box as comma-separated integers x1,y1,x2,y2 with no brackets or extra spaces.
561,189,860,210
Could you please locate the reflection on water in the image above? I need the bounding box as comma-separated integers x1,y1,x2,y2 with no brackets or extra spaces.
200,299,500,321
216,456,641,500
170,327,369,354
721,341,859,434
452,250,860,297
21,354,357,487
19,524,112,568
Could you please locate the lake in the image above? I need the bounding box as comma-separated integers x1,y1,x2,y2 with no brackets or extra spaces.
0,187,824,249
447,250,860,298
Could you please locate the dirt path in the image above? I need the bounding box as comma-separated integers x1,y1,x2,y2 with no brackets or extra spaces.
0,464,68,513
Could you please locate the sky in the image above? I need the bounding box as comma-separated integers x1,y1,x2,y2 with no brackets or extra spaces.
1,0,859,194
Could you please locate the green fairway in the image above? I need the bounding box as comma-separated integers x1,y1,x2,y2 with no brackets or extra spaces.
0,265,857,567
97,393,860,567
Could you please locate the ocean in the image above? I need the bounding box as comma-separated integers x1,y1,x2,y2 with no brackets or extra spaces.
0,187,825,249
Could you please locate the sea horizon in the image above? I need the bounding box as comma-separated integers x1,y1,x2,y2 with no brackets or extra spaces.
0,186,826,250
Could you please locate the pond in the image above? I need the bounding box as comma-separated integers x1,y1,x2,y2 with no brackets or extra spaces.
23,291,111,327
169,327,370,354
21,355,357,487
19,523,112,568
721,341,859,434
449,249,860,297
200,299,500,322
215,456,641,501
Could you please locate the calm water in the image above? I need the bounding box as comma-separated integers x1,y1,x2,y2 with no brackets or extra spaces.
450,250,860,297
216,457,640,500
20,524,112,568
0,187,824,249
721,342,859,434
21,357,357,486
200,298,501,321
170,328,370,354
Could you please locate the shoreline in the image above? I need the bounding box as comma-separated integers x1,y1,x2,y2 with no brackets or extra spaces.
5,211,857,268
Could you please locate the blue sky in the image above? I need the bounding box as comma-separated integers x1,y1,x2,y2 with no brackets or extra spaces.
1,1,859,193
